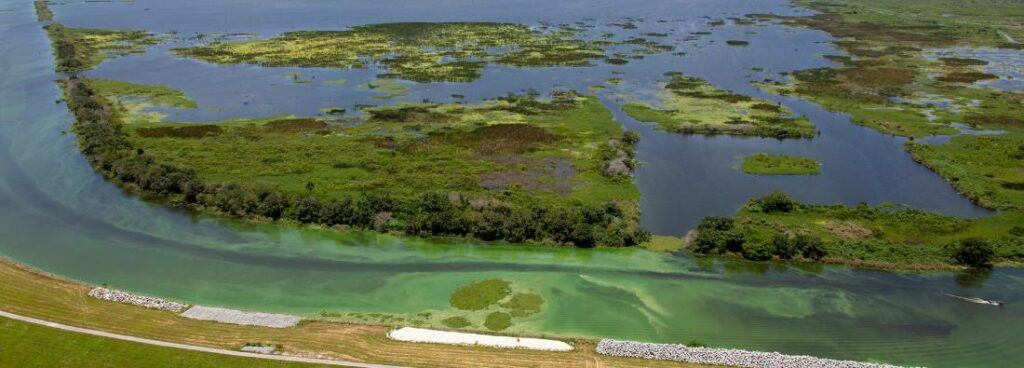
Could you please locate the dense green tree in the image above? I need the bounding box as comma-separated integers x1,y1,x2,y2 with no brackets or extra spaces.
952,238,994,268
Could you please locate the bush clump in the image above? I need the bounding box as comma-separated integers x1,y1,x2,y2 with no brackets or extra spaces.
952,238,994,268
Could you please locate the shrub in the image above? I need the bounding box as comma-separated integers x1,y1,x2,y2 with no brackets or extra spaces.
692,229,725,254
772,233,797,259
741,240,773,261
796,234,827,260
697,216,734,231
622,131,641,145
752,191,798,213
952,238,994,268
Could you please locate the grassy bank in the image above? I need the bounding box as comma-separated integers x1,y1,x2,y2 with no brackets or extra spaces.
0,317,331,368
0,258,710,368
623,73,816,138
740,153,820,175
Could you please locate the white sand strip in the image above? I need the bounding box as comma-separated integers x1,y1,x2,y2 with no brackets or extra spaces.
180,306,301,328
88,287,188,313
388,327,572,351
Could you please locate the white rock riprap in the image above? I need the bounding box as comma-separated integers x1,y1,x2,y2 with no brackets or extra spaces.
180,306,301,328
388,327,573,351
596,339,910,368
87,287,188,313
240,345,277,354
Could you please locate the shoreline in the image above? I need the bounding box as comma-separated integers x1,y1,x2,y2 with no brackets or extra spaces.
0,256,913,367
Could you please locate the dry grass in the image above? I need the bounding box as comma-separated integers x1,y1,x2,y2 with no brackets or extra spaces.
0,258,713,368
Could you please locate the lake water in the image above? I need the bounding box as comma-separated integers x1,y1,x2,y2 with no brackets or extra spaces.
0,1,1021,367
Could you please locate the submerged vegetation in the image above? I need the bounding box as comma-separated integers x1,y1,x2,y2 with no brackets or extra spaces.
443,279,543,332
740,153,820,175
84,79,197,124
690,192,1024,269
622,73,816,138
174,23,605,82
44,24,160,72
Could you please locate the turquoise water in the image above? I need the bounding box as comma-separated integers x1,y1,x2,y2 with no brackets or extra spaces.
0,1,1022,367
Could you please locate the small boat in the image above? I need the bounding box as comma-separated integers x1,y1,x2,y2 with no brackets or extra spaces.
945,293,1004,306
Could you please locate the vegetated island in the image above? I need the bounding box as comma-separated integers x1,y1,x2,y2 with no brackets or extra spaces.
622,72,817,139
688,191,1023,270
43,14,649,248
172,22,673,83
740,153,820,175
703,0,1024,270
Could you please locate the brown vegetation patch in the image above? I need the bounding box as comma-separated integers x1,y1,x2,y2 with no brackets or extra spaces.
937,72,999,83
824,220,873,239
750,102,782,112
794,14,955,47
939,57,989,67
480,158,574,194
135,125,222,139
367,105,456,123
1002,182,1024,191
836,67,916,91
449,124,559,154
263,118,328,133
966,114,1024,126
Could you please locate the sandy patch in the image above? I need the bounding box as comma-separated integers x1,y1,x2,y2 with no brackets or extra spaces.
388,327,572,351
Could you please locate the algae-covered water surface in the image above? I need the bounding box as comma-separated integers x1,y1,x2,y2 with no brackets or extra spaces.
2,0,1023,367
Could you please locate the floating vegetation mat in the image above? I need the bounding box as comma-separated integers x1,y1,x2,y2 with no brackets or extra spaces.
174,22,607,82
622,73,816,138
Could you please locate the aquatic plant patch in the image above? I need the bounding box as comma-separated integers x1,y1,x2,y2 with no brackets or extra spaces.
740,153,820,175
449,279,512,311
85,79,197,124
622,73,816,138
174,23,606,82
44,24,160,72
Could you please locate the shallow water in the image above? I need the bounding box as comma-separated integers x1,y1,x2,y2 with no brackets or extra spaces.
1,1,1021,367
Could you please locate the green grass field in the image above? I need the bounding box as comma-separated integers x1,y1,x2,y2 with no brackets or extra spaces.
0,317,331,368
